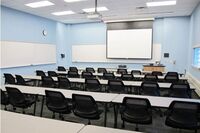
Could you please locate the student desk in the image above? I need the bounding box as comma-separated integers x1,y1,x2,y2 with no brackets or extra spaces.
111,94,200,127
79,125,141,133
2,84,118,127
1,110,85,133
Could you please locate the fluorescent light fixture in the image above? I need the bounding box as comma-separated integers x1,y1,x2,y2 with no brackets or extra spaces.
64,0,86,3
52,11,75,16
146,0,176,7
82,7,108,13
25,1,54,8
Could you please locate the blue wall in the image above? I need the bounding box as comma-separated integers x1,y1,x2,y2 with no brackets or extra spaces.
0,6,58,81
66,17,190,73
188,3,200,81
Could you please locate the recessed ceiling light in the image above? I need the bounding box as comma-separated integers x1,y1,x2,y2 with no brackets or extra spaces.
25,1,54,8
52,11,75,16
64,0,86,3
82,7,108,13
146,0,176,7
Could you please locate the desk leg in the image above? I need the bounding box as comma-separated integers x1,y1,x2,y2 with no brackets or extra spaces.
33,95,38,116
40,96,45,117
114,103,119,128
104,103,108,127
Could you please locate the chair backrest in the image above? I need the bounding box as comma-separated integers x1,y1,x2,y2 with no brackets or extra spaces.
85,78,101,91
141,81,160,96
82,72,94,79
6,87,25,106
168,101,200,119
69,67,78,72
169,83,191,98
36,70,46,76
122,97,151,112
4,73,15,84
97,68,107,73
45,90,67,105
57,66,66,71
68,71,80,78
48,71,58,77
117,69,127,74
164,72,179,83
108,80,125,93
121,74,134,81
58,77,71,89
72,94,98,112
41,76,55,88
15,75,26,85
131,70,141,75
103,72,115,80
86,67,95,73
144,74,158,82
152,71,163,76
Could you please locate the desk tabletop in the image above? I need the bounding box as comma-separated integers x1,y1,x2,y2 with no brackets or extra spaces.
1,110,85,133
79,125,142,133
112,94,200,108
2,84,118,102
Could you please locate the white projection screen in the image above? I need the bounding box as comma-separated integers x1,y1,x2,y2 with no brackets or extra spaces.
107,29,153,59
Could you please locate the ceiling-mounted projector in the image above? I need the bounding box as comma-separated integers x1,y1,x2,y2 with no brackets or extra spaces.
87,13,101,19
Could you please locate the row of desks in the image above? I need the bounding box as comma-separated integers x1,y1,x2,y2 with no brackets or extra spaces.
1,110,140,133
22,75,195,89
2,84,200,127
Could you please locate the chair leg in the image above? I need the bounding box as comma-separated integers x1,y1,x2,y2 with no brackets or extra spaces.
59,113,64,120
4,105,7,110
195,129,197,133
88,120,91,125
13,106,16,112
22,108,25,114
135,124,139,131
121,121,125,129
52,112,55,118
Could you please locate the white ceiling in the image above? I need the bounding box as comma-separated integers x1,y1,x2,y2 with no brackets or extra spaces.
1,0,200,24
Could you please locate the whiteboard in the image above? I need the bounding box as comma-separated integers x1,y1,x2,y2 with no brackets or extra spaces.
107,29,152,59
0,41,56,68
72,44,161,63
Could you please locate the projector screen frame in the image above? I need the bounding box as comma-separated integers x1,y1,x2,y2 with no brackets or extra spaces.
106,28,153,60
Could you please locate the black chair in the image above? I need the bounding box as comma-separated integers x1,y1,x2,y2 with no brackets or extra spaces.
97,68,107,73
86,67,95,73
117,69,128,74
131,70,141,75
4,73,15,84
140,81,160,96
121,74,134,81
85,78,101,92
69,67,78,72
82,72,94,79
36,70,46,76
143,74,158,82
169,83,191,98
15,75,33,86
103,72,115,80
58,66,66,71
120,97,152,131
41,76,56,88
5,87,36,114
48,71,58,77
68,71,80,78
45,90,71,120
164,72,179,83
58,77,71,89
72,94,102,124
165,101,200,133
152,71,163,76
1,89,9,110
108,80,125,93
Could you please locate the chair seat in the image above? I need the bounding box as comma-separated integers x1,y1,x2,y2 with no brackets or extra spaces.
121,109,152,124
74,109,102,120
47,102,71,114
166,111,199,129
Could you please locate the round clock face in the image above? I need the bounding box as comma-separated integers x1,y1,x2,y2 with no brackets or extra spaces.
42,30,47,36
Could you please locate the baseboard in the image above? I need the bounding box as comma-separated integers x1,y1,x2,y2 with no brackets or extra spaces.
186,73,200,97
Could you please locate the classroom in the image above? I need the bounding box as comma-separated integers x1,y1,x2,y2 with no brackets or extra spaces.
1,0,200,133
